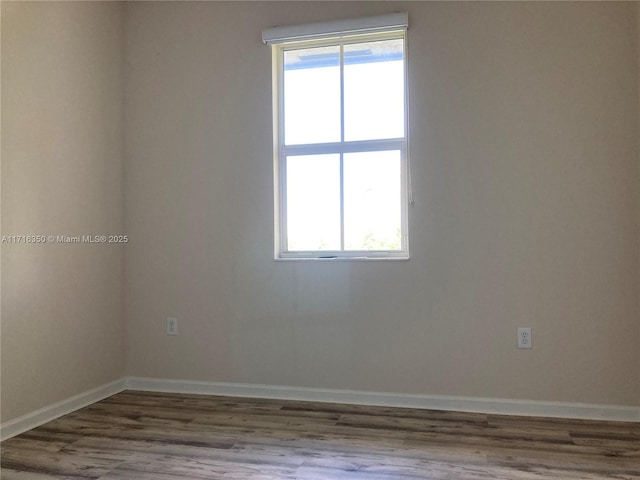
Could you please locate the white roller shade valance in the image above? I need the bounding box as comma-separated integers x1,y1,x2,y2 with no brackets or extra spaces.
262,12,408,45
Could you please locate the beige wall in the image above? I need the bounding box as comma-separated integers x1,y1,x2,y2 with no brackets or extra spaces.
1,2,638,425
124,2,640,406
1,2,125,422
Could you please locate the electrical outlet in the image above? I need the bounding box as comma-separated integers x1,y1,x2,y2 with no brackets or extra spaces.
517,327,532,349
167,317,178,336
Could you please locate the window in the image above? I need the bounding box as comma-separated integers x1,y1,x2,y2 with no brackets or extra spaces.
264,14,409,259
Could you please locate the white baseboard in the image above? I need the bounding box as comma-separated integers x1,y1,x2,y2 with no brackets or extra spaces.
125,376,640,423
2,376,637,441
1,378,126,441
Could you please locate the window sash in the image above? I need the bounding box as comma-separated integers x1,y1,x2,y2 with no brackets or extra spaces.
279,148,409,259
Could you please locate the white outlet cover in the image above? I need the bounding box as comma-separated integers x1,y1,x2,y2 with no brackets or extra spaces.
517,327,532,349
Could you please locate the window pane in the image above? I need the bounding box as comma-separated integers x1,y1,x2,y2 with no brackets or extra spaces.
284,46,341,145
286,154,341,251
344,151,402,251
344,39,404,142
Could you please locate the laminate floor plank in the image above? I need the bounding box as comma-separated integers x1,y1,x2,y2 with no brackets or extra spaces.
33,421,237,450
102,392,283,413
0,468,94,480
98,451,300,480
2,437,71,454
0,447,124,479
14,430,84,445
2,390,638,479
294,450,462,477
281,402,490,424
487,452,640,479
404,429,623,455
337,413,574,443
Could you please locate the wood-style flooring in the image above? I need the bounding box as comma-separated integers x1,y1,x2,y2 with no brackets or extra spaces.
1,390,638,479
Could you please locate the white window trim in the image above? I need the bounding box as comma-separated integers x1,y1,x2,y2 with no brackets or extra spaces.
267,16,410,261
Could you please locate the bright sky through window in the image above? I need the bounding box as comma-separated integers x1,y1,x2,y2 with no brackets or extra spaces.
284,40,404,145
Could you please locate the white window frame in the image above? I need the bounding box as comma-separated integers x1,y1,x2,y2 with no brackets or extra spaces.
265,14,410,260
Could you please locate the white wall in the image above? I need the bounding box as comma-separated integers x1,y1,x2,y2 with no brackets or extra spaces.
124,2,640,406
1,2,638,426
1,2,125,422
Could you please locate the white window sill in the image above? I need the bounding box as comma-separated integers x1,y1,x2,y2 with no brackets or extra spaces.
274,254,410,262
